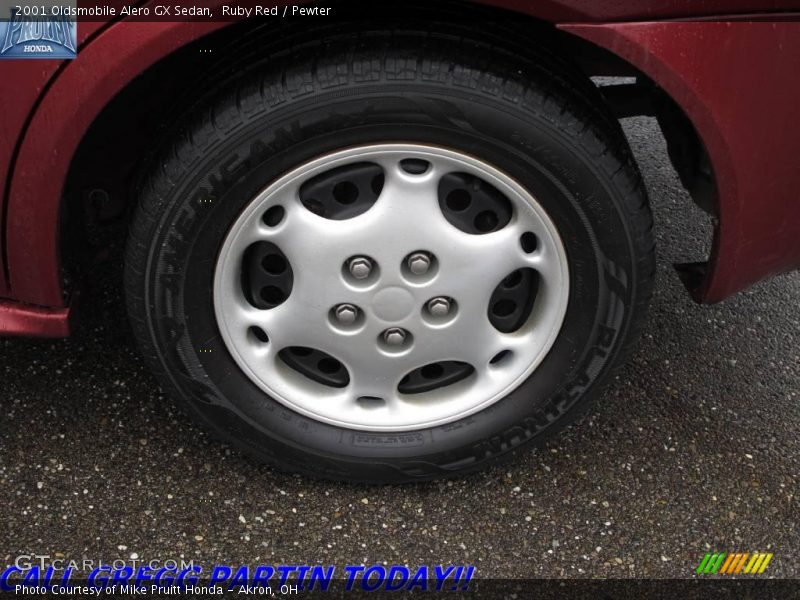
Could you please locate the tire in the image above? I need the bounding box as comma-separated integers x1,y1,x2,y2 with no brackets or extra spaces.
125,31,654,483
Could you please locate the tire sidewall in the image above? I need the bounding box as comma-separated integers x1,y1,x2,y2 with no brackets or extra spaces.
138,86,636,477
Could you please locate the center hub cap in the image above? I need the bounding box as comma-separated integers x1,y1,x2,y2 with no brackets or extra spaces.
371,286,415,321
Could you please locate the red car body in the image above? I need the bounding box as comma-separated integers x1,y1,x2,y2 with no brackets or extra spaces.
1,1,799,337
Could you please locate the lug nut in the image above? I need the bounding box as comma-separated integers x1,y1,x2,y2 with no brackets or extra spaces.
334,304,358,324
348,257,373,280
383,328,407,346
427,297,451,317
407,252,431,275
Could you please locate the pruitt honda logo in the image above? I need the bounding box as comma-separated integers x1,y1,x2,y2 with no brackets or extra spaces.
0,8,77,60
696,552,774,575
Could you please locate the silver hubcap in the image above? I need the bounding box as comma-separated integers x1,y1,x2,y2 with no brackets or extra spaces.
213,144,569,431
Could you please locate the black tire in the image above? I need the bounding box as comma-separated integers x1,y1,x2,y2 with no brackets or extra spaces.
125,31,654,483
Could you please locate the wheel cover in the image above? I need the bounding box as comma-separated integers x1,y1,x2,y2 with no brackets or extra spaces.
213,144,569,431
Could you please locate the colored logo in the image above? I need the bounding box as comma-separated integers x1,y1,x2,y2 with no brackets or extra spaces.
0,8,77,60
696,552,773,575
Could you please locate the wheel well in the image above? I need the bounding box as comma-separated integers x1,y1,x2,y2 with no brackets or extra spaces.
62,0,716,286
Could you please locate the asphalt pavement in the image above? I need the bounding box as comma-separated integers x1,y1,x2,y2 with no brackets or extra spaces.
1,117,798,579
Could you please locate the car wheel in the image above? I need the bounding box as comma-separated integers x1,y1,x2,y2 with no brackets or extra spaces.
125,33,654,482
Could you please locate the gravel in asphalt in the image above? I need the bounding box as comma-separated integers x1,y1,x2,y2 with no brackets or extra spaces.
1,117,797,579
